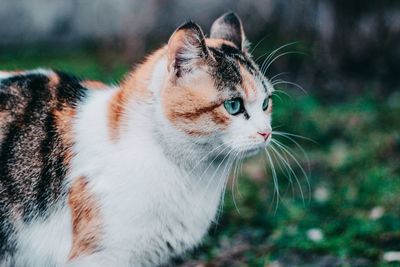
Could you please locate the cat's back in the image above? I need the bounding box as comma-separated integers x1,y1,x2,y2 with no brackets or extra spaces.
0,69,88,261
0,69,87,149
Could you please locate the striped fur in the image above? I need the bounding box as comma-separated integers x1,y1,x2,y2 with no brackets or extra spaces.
0,70,87,261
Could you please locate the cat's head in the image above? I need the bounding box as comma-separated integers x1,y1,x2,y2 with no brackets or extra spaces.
161,12,273,157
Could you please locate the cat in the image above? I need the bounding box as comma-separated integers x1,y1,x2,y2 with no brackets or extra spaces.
0,12,274,267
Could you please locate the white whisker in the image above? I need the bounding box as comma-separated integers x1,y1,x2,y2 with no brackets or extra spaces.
257,41,300,68
271,80,308,95
262,51,305,75
269,143,306,205
269,72,289,84
271,139,311,202
265,149,280,213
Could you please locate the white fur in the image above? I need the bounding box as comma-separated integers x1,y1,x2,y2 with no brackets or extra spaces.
13,206,72,267
6,52,274,266
0,69,55,82
66,58,230,266
222,74,273,153
0,72,14,80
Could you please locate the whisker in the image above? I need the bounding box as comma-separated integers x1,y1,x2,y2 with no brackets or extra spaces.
271,139,311,202
257,41,300,66
272,152,296,199
194,138,256,194
187,142,230,175
272,89,292,101
191,144,233,192
272,131,316,144
262,51,305,75
265,149,280,213
269,72,289,84
249,35,270,54
198,139,251,198
214,153,237,223
231,151,243,215
272,131,315,185
269,143,306,205
201,148,234,201
269,145,294,189
271,80,308,95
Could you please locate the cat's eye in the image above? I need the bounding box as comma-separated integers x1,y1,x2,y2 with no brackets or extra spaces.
262,96,270,111
224,98,243,115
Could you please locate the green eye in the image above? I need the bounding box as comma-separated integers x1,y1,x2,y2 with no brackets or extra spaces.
224,98,243,115
262,97,270,111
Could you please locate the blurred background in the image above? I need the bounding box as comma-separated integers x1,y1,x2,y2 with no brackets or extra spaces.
1,1,399,266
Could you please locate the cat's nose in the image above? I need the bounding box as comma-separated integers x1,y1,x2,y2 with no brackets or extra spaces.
257,131,271,141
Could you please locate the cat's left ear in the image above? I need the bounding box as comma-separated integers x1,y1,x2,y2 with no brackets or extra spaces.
168,21,210,78
210,12,248,52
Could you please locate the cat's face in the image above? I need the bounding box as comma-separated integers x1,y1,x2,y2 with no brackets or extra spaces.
162,13,273,157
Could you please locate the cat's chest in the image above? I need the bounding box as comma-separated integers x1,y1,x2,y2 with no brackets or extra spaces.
96,155,225,260
71,125,227,264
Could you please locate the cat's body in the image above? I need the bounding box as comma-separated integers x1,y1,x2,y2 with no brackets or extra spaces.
0,68,225,267
0,13,274,266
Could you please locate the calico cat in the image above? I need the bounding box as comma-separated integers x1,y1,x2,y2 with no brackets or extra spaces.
0,13,274,267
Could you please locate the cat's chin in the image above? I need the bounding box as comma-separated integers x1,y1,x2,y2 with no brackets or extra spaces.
241,145,266,158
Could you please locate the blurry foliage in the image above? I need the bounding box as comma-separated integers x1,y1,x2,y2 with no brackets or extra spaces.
1,0,400,101
0,43,399,266
0,45,128,83
178,91,400,267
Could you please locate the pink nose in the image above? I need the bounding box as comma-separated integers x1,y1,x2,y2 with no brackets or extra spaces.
258,131,271,141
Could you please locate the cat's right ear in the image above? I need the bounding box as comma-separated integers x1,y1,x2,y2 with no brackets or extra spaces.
167,21,210,78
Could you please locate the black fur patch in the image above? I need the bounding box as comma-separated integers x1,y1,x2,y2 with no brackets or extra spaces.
209,46,242,90
0,71,87,258
208,44,258,93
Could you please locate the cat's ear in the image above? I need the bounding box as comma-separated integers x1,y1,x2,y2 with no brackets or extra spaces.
168,21,210,77
210,12,247,51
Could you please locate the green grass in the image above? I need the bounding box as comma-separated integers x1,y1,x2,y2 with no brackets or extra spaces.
0,45,129,83
182,93,400,267
1,46,399,266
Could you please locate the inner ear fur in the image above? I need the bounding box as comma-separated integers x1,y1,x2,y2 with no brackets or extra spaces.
168,21,210,77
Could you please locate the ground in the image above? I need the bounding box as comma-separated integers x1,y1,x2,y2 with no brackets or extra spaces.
1,46,399,267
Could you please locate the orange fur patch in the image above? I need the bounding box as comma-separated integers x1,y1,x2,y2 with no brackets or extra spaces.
81,80,107,90
0,111,11,143
0,70,24,76
239,65,257,100
205,38,237,49
48,74,76,165
48,73,60,88
163,71,230,136
53,107,76,165
267,98,273,113
108,48,165,141
68,176,101,260
108,90,126,141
